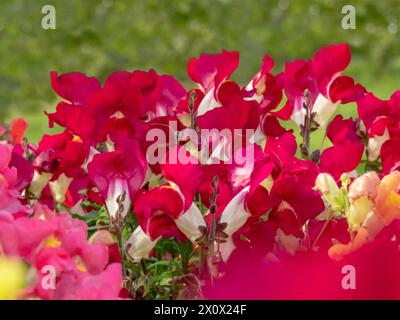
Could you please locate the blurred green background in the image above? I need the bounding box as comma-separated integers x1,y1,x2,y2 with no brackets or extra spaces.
0,0,399,143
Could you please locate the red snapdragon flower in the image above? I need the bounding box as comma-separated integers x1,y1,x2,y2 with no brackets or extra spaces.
357,90,400,173
319,115,364,178
281,43,365,129
87,139,147,221
35,131,87,179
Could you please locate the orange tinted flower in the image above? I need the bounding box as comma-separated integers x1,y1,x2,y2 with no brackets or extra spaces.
375,171,400,223
10,118,28,145
328,227,369,261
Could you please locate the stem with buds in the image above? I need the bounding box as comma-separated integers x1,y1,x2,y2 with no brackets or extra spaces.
300,89,312,160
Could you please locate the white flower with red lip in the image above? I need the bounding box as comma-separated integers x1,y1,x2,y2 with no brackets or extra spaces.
125,146,206,262
187,49,239,117
281,43,366,129
87,139,147,221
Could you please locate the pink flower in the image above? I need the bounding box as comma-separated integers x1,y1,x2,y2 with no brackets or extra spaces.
34,246,121,300
0,142,30,214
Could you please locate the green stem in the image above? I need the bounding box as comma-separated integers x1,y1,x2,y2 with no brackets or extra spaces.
301,89,312,160
199,245,205,279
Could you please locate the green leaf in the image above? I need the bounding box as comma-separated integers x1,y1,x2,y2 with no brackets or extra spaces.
87,225,110,231
147,260,172,269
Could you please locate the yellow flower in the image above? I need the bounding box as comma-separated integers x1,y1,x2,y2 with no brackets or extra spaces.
0,257,26,300
44,236,61,248
315,173,343,212
375,171,400,223
348,196,374,230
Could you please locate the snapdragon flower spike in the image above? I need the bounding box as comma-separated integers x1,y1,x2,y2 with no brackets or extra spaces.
136,146,205,241
208,150,276,244
187,50,266,155
127,184,206,263
282,43,365,129
126,146,206,262
211,134,302,246
86,71,145,141
196,85,260,133
87,139,146,221
230,137,324,254
48,69,186,147
215,154,323,262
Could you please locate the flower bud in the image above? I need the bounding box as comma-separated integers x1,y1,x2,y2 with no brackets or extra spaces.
315,173,343,211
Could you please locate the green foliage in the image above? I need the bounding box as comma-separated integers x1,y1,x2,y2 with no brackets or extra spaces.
125,238,201,300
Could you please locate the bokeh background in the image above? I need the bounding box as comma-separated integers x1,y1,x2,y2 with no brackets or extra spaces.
1,0,399,142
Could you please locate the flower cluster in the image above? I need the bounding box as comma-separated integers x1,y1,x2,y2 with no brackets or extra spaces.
1,43,400,299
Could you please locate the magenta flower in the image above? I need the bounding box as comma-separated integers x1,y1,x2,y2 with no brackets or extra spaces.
87,139,147,221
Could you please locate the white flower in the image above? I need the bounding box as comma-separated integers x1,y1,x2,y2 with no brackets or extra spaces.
312,94,339,128
105,178,131,220
30,171,52,198
175,203,206,242
49,173,72,203
219,186,251,236
126,226,159,263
